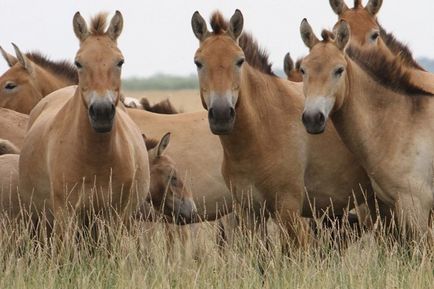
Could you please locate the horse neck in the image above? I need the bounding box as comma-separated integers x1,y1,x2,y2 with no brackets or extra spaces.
35,66,76,97
332,58,412,167
63,89,120,157
219,64,295,161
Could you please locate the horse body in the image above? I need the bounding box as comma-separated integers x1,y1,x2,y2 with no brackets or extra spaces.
300,19,434,238
18,12,150,226
0,108,28,148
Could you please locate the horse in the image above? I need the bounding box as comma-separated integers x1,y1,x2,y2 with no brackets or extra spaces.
127,109,233,222
283,53,303,82
299,19,434,241
18,11,149,230
191,10,376,248
329,0,434,94
141,133,198,224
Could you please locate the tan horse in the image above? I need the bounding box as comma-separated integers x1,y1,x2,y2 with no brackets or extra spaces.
283,53,303,82
299,19,434,240
329,0,434,94
142,133,198,224
19,12,149,227
191,10,376,246
0,45,77,114
128,109,233,221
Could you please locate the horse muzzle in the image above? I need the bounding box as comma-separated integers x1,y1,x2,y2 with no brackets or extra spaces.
88,99,116,133
302,110,326,134
208,96,236,135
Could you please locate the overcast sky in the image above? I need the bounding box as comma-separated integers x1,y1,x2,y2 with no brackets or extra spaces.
1,0,433,77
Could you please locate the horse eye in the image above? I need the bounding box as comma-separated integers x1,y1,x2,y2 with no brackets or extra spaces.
117,59,125,68
334,67,345,77
371,32,380,41
194,60,203,69
4,82,17,90
74,61,82,69
236,58,245,67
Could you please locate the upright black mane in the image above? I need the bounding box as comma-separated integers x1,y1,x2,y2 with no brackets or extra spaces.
210,11,275,76
26,52,78,84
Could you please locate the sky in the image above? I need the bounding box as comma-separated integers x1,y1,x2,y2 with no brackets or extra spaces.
1,0,433,78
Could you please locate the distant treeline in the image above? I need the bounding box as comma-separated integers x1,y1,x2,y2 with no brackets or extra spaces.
122,59,434,91
122,74,199,90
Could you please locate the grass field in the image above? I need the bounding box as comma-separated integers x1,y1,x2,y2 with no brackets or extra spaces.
0,212,432,289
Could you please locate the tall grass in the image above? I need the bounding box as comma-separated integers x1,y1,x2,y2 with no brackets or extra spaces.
0,210,432,289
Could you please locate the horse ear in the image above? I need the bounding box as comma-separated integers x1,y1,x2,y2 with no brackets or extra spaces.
334,20,351,51
228,9,244,41
107,10,123,41
11,43,33,74
191,11,209,41
366,0,383,15
157,132,171,157
329,0,349,15
0,46,17,67
73,12,89,42
300,19,319,50
283,53,294,78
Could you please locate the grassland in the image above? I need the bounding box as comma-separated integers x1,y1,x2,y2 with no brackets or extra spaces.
0,213,432,289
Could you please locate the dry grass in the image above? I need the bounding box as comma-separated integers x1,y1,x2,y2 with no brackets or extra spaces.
0,210,432,289
124,89,204,113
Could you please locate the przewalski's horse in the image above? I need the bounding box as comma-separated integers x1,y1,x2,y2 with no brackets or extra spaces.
329,0,434,94
191,10,374,247
127,109,233,222
19,11,150,228
142,133,198,224
283,53,303,82
0,45,77,114
299,19,434,241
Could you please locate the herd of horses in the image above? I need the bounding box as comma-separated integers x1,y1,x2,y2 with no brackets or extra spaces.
0,0,433,251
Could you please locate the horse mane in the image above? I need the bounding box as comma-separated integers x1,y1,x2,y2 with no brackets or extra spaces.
346,45,432,97
90,12,109,35
210,11,275,76
140,98,179,114
26,52,78,83
353,0,362,8
378,25,425,71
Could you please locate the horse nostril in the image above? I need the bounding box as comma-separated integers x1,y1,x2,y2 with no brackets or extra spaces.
316,112,325,124
229,107,235,118
208,108,214,119
89,104,96,119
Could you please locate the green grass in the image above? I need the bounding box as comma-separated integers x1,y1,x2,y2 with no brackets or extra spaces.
122,74,199,91
0,213,432,289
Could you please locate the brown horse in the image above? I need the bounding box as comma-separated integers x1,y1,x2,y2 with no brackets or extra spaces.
191,10,375,247
283,53,303,82
299,19,434,240
0,45,77,114
142,133,198,224
128,109,233,222
329,0,434,94
19,12,149,228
